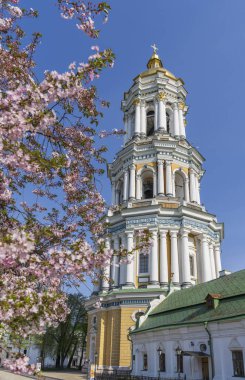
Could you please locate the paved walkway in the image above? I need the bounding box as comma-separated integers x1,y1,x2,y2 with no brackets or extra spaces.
42,371,86,380
0,369,87,380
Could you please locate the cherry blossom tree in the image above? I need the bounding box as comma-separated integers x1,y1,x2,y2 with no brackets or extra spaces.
0,1,152,373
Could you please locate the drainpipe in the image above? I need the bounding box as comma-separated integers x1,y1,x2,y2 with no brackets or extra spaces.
204,322,215,380
127,331,133,372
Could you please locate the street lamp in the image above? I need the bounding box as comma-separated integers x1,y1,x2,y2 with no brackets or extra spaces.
157,347,162,379
94,352,98,373
176,346,182,379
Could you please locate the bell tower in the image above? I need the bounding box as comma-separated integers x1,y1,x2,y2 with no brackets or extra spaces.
86,48,224,372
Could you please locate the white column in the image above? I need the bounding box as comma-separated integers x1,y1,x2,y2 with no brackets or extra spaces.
200,234,212,283
129,164,136,200
195,175,201,204
173,103,180,137
209,241,216,279
154,99,158,132
165,161,173,196
119,234,126,286
178,103,186,138
134,99,141,136
157,160,165,196
111,236,120,287
189,169,196,202
136,174,141,200
153,172,157,197
180,229,191,287
124,114,129,144
115,189,119,205
102,237,111,291
125,231,135,287
140,101,146,136
149,230,159,285
111,180,116,205
123,169,129,202
214,244,222,278
172,172,176,197
158,93,167,131
92,269,101,294
159,230,168,287
184,178,190,202
170,230,179,286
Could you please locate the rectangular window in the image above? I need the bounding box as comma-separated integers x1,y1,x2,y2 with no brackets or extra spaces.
232,350,244,377
139,254,149,274
143,353,148,371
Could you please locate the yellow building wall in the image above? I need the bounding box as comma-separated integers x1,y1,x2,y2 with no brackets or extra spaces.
171,163,188,174
88,306,147,368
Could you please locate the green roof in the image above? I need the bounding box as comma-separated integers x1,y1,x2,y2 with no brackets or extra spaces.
132,270,245,334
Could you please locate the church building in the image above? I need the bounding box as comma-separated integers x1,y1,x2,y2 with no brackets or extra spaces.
85,48,224,372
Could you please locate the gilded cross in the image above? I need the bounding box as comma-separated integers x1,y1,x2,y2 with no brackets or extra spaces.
151,43,158,54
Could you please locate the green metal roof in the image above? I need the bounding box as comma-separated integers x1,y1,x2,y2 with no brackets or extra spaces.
132,270,245,334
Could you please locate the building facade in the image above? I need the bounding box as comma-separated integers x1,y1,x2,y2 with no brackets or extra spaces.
86,49,224,371
131,270,245,380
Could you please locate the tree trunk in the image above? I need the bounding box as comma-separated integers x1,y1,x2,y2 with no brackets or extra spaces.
78,336,86,370
55,352,61,368
67,341,78,368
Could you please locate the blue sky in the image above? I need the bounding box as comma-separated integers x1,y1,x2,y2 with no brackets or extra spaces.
20,0,245,275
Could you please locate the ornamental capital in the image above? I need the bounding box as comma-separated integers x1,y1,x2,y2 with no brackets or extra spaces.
133,98,141,106
157,91,167,101
178,101,185,110
129,163,136,170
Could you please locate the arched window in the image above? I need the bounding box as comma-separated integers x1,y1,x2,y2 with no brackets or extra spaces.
142,170,154,199
146,111,154,136
175,172,185,201
159,352,166,372
166,112,170,133
139,253,149,274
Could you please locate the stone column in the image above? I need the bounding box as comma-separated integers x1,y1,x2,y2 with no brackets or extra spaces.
149,230,159,285
166,161,173,196
136,174,141,200
134,99,141,136
214,243,222,278
189,169,196,202
153,172,157,197
180,229,191,287
200,234,212,282
124,113,129,144
170,230,179,286
209,241,216,279
195,175,201,204
111,180,116,205
172,173,176,197
125,231,135,287
173,103,180,137
140,101,146,136
159,230,168,287
178,102,186,138
129,164,136,200
157,160,165,196
123,169,129,202
115,189,120,205
102,237,111,291
158,93,167,132
154,99,158,132
111,236,120,288
119,234,126,286
184,178,190,202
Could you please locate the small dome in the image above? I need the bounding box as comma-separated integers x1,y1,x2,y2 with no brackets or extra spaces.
147,52,163,69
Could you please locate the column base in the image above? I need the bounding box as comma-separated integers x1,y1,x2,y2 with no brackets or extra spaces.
147,282,160,288
128,197,135,201
166,193,173,196
158,193,165,196
179,135,186,140
101,287,109,293
158,128,167,134
122,283,135,289
172,282,181,289
181,282,192,289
